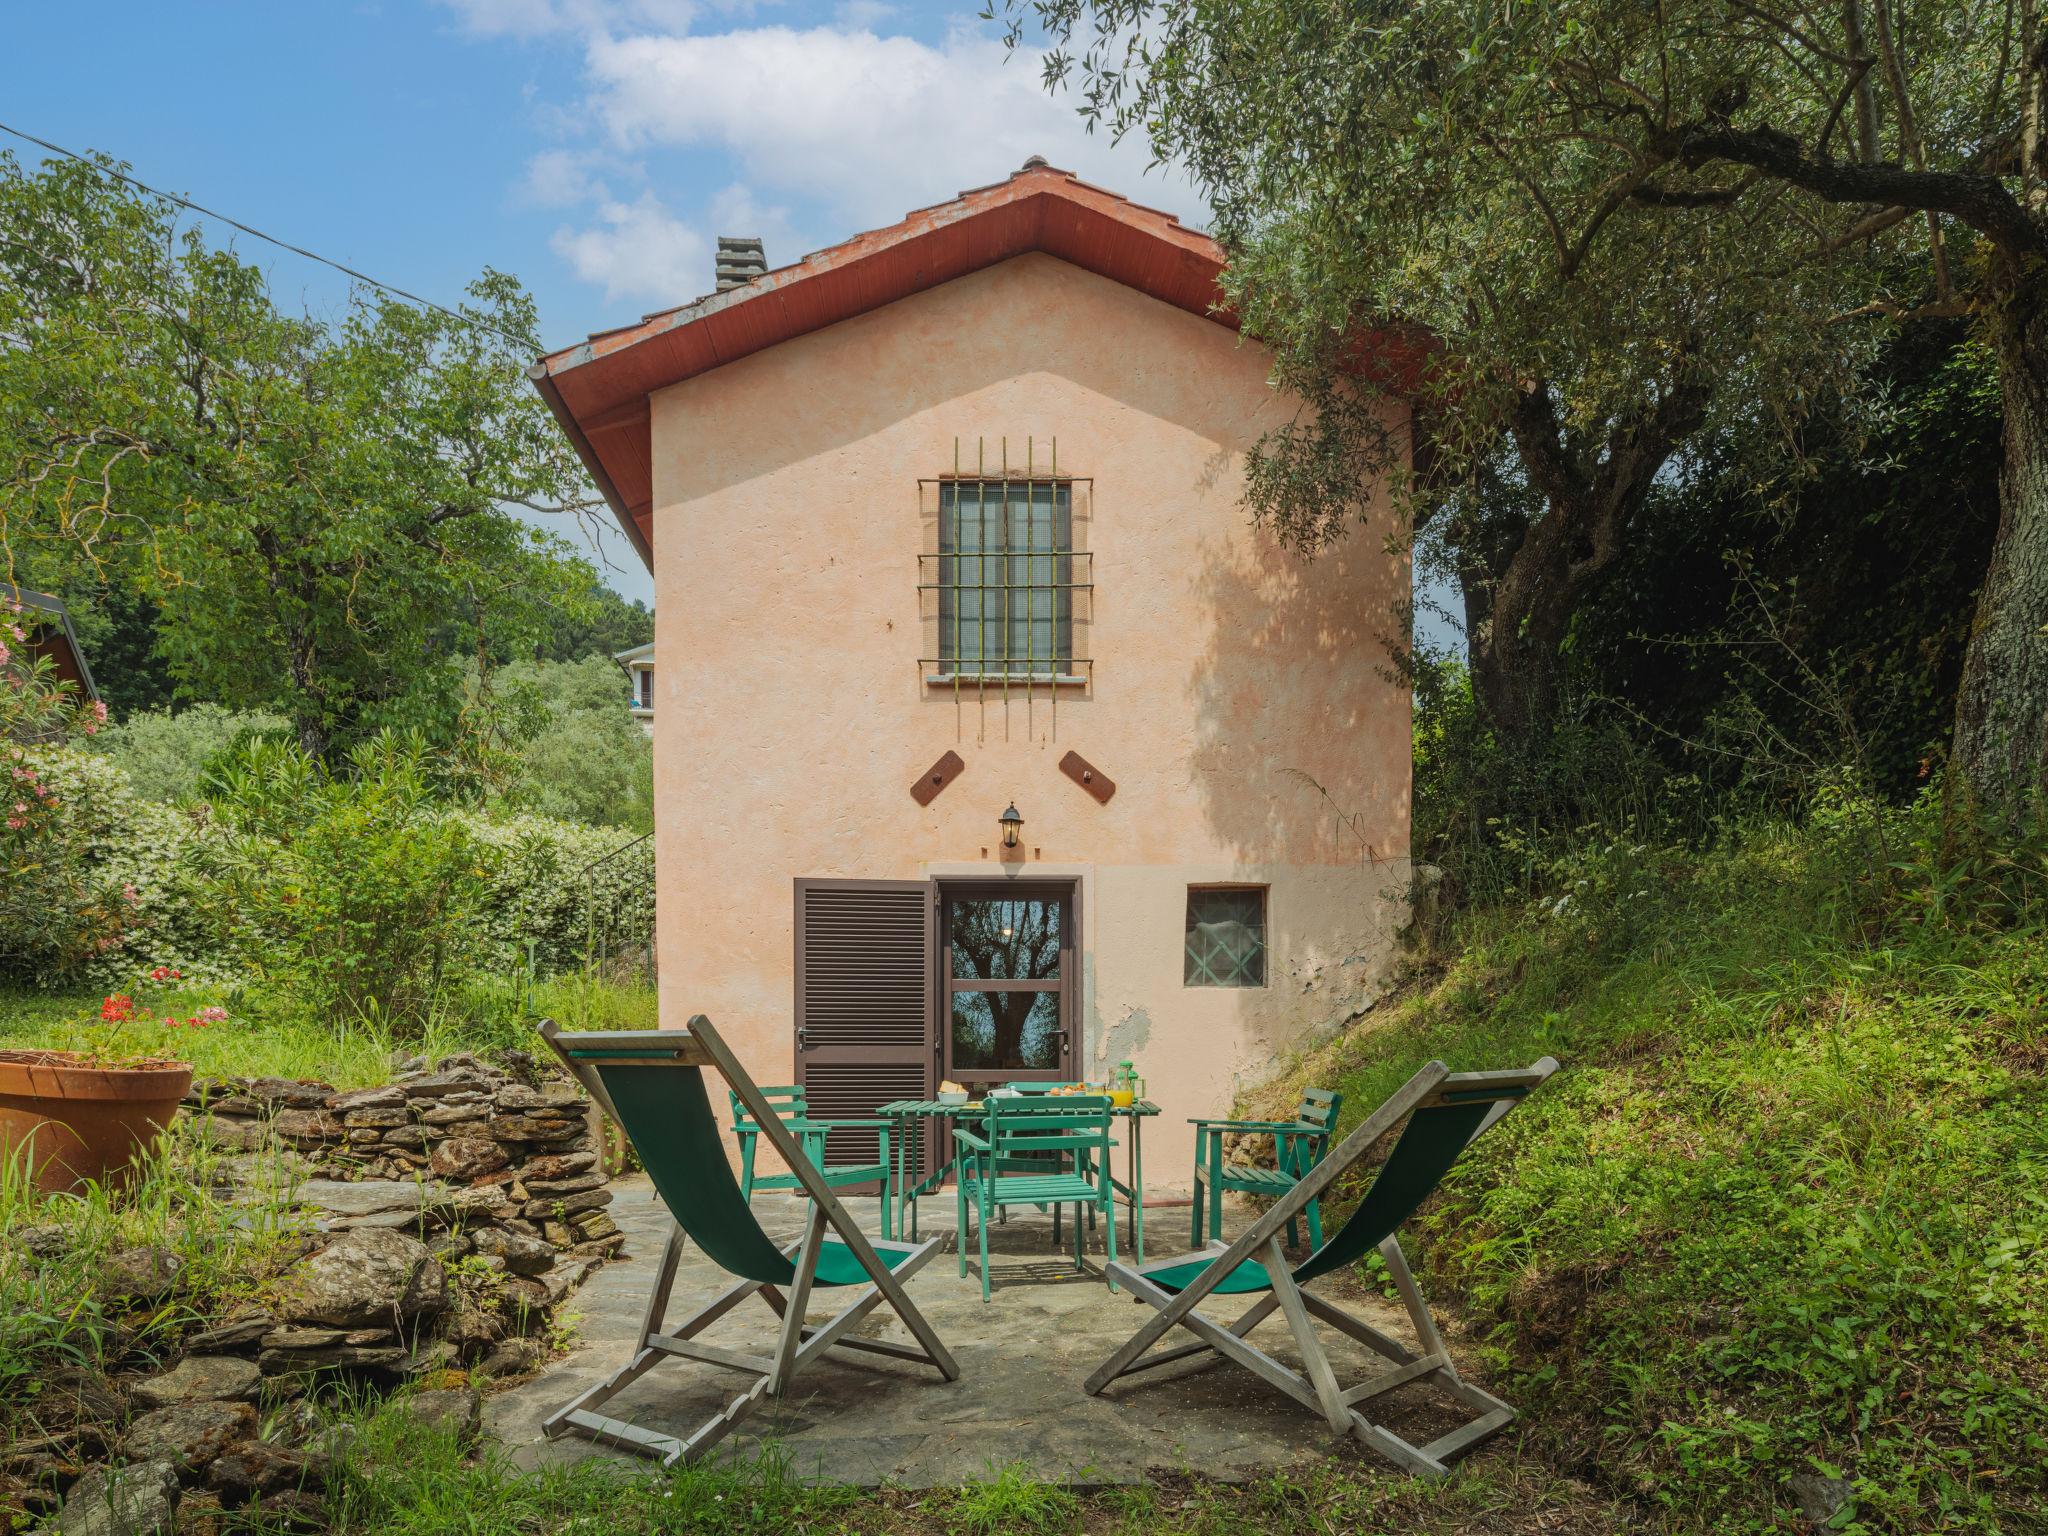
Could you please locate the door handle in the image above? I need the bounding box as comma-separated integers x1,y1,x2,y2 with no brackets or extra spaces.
797,1026,811,1052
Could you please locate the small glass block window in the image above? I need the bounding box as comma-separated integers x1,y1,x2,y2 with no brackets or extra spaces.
1184,888,1267,987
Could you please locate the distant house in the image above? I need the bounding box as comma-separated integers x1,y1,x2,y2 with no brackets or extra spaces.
615,641,654,734
3,585,99,704
532,161,1419,1184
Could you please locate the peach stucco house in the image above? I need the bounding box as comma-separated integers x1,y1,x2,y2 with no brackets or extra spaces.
532,162,1415,1191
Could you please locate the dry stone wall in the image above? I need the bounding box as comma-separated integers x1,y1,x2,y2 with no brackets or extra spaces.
6,1047,629,1532
182,1049,624,1258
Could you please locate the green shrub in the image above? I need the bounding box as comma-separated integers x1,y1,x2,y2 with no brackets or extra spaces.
90,702,288,803
2,738,651,1001
190,734,495,1023
459,813,653,976
484,657,652,832
0,745,215,988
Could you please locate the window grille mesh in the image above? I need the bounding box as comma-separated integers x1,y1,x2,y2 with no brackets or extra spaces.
919,438,1092,708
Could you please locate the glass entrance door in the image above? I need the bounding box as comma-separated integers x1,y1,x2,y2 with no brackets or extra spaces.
940,882,1075,1091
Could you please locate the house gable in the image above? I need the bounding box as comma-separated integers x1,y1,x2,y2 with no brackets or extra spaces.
535,162,1244,567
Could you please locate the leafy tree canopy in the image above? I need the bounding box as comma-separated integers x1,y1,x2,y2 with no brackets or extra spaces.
532,581,653,664
0,152,607,760
1005,0,2047,808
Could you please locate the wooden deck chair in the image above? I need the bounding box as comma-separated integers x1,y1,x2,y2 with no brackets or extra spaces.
1086,1056,1558,1477
536,1016,959,1466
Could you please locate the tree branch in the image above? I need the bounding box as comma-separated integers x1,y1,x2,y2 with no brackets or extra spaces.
1658,122,2048,258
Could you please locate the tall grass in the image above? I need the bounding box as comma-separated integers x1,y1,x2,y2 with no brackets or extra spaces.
526,972,660,1033
0,1130,304,1441
1249,806,2048,1531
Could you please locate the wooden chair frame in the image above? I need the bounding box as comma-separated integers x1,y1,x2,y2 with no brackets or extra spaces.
537,1016,959,1467
1087,1057,1559,1477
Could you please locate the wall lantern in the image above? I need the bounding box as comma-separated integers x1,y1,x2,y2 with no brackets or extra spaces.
999,803,1024,850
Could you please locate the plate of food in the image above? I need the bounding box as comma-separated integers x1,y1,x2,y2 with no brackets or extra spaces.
937,1080,969,1106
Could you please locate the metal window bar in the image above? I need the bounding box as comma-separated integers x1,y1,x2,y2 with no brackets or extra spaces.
918,438,1093,733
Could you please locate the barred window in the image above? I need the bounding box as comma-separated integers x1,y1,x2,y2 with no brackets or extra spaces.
1185,888,1267,987
936,479,1072,678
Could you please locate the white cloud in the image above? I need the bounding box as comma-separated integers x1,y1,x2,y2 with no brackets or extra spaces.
833,0,896,27
581,23,1207,238
438,0,699,39
704,182,800,260
520,147,616,208
550,192,711,302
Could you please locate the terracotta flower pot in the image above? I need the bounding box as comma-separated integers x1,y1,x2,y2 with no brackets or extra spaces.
0,1049,193,1194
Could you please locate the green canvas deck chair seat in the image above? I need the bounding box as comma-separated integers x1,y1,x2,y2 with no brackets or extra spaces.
955,1094,1118,1301
1087,1057,1558,1477
728,1085,895,1238
537,1017,959,1466
1189,1086,1342,1251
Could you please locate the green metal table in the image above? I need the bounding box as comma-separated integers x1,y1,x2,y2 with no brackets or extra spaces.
876,1096,1158,1264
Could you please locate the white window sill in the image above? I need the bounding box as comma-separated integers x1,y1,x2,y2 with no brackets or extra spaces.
924,672,1089,688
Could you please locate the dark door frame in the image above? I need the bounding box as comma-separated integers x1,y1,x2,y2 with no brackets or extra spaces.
936,877,1080,1089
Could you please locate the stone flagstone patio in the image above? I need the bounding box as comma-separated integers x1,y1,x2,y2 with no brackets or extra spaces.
484,1176,1498,1486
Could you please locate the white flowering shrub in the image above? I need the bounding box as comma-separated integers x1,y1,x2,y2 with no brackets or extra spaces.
3,742,651,996
91,703,289,803
458,813,655,976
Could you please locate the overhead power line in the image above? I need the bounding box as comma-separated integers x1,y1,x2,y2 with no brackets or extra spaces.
0,120,540,352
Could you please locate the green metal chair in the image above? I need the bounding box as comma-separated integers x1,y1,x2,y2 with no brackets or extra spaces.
537,1018,958,1466
729,1085,895,1238
996,1084,1108,1225
1088,1057,1558,1477
1189,1086,1343,1250
955,1094,1118,1301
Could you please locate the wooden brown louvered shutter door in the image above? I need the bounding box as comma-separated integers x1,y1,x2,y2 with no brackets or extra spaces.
793,878,937,1188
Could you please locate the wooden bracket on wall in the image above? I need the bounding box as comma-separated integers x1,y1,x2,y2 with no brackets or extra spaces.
910,750,966,807
1058,750,1116,804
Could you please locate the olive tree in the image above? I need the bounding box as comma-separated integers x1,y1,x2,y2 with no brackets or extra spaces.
1004,0,2045,809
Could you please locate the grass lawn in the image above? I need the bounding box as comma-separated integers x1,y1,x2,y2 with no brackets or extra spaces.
0,972,657,1087
289,1400,1627,1536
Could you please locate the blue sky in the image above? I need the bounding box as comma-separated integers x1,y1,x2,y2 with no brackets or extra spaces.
2,2,1457,648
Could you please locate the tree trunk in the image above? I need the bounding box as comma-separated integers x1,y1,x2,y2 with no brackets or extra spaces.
1461,376,1708,752
1952,265,2048,815
1468,512,1577,748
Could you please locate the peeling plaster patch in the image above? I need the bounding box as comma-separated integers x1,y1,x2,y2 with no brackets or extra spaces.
1102,1005,1153,1066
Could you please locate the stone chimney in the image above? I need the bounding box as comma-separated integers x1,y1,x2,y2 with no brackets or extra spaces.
715,236,767,291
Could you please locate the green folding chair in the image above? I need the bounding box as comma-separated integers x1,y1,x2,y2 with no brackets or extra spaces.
955,1094,1118,1301
1087,1057,1558,1476
729,1085,895,1238
537,1017,959,1466
1190,1086,1343,1250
